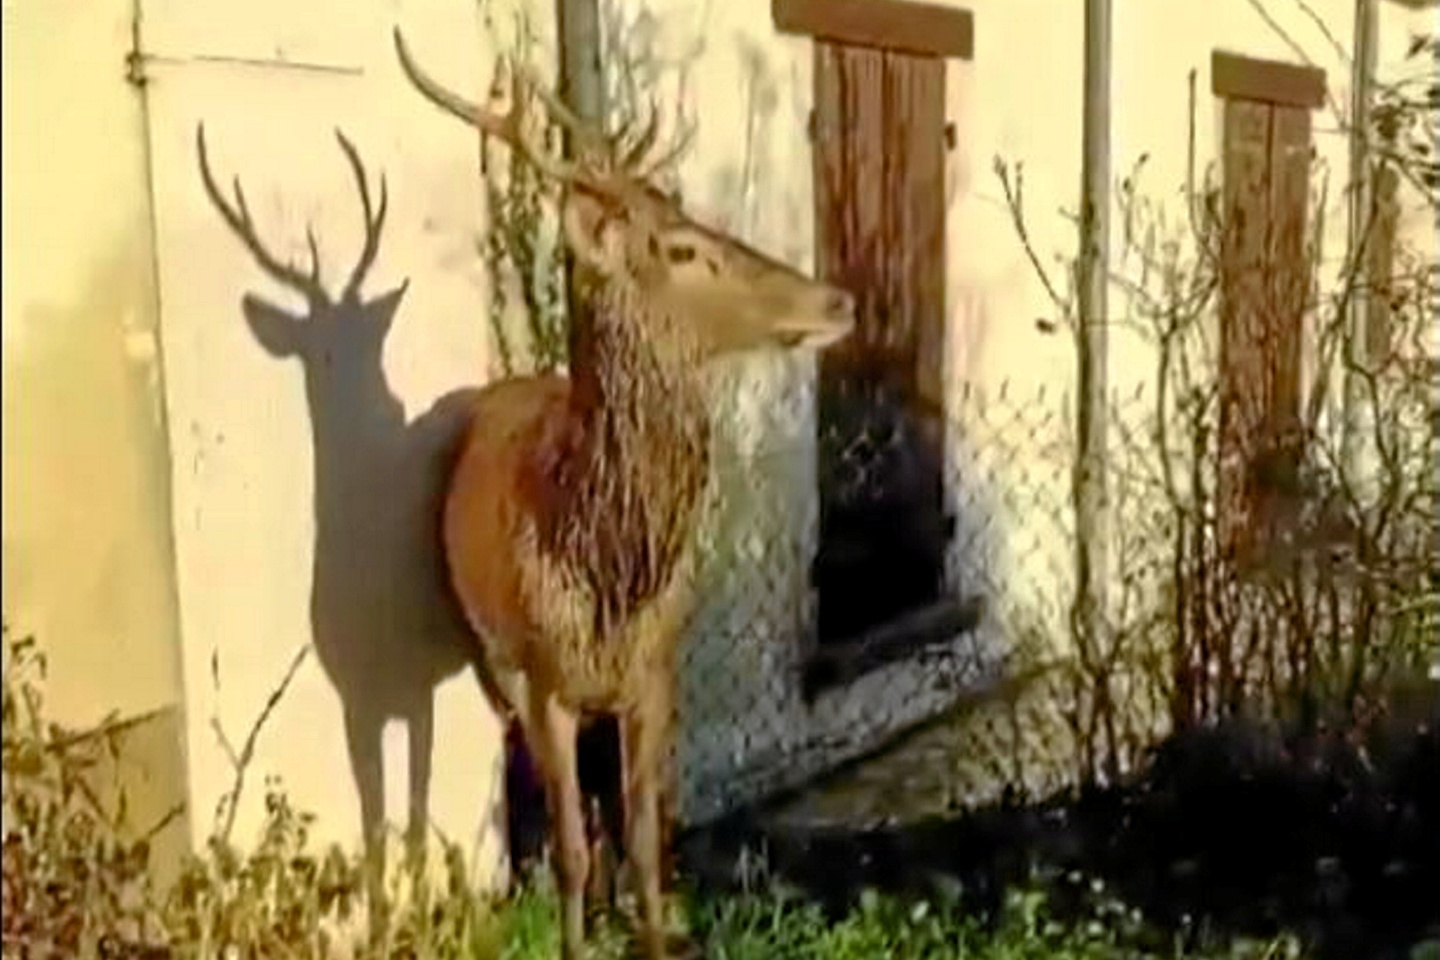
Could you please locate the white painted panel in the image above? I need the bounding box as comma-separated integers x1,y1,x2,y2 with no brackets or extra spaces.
141,0,506,884
141,0,369,70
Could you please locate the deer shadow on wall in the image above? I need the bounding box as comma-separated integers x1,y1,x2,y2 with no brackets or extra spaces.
195,125,480,864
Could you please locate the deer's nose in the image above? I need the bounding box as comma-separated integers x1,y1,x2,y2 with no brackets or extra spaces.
827,290,855,318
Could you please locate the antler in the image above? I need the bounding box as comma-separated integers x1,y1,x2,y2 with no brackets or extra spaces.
394,30,591,186
196,122,327,303
393,28,683,203
616,105,662,172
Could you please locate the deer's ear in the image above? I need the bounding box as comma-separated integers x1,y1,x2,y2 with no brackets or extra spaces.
241,293,307,357
367,280,410,334
562,201,624,275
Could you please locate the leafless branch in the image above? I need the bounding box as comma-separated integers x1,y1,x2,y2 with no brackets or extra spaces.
211,643,313,843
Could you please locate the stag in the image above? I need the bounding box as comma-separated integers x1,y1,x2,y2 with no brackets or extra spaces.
194,127,477,881
393,29,855,960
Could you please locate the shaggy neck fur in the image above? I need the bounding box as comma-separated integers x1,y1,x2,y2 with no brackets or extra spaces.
539,275,711,638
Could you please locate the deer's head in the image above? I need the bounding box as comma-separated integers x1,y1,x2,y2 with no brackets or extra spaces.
196,125,408,406
393,29,855,358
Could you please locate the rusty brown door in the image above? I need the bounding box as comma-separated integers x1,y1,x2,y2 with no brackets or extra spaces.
1211,52,1324,565
810,41,950,645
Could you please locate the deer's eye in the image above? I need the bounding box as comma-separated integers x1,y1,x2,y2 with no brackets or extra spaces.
666,243,697,264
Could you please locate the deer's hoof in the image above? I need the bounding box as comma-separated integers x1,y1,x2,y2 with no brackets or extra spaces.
661,931,702,960
633,929,700,960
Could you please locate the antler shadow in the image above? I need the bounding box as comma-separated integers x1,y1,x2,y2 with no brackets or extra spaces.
196,123,481,875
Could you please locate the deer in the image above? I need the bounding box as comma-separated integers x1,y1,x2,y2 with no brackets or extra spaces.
194,126,480,889
393,28,856,960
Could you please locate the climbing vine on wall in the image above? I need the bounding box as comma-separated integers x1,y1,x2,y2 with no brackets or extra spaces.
477,0,701,377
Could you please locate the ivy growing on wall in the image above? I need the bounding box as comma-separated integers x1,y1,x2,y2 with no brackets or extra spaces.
477,0,702,377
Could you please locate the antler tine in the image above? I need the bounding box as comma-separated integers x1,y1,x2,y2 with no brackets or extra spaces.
637,118,695,185
393,28,492,129
508,60,613,159
514,62,586,132
618,101,663,174
332,129,389,297
195,123,326,300
393,28,595,192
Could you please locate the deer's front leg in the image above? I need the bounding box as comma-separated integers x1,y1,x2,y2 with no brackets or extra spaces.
405,695,435,862
621,673,692,960
342,703,388,938
529,690,588,960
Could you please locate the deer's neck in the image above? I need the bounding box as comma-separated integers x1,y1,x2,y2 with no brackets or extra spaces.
304,373,407,525
543,281,711,636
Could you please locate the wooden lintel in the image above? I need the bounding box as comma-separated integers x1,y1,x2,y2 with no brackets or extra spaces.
773,0,974,60
1212,49,1326,109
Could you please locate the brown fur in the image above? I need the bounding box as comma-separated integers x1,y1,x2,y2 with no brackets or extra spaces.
395,29,855,960
535,280,711,645
444,277,710,711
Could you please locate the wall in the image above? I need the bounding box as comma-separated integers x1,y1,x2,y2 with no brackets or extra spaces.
940,0,1435,811
138,0,507,883
7,0,1428,869
596,0,994,826
605,0,1437,824
2,0,192,875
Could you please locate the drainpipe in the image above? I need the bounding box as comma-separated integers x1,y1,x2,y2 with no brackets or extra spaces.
554,0,637,867
1075,0,1112,771
555,0,607,134
1341,0,1377,483
555,0,607,368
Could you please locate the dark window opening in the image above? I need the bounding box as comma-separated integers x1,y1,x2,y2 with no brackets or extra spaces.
814,375,951,644
809,40,952,650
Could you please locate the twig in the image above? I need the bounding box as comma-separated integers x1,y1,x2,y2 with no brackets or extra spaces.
213,643,312,843
1289,0,1350,68
994,158,1071,316
1242,0,1346,121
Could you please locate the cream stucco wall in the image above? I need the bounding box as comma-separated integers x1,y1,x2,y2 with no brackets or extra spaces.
5,0,514,889
7,0,1430,871
138,0,506,882
2,0,192,871
947,0,1436,661
600,0,1437,819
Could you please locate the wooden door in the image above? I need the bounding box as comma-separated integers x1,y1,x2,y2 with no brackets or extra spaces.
775,0,972,648
812,43,950,644
1211,51,1325,564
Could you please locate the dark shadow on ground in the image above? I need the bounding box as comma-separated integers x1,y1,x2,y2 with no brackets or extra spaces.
678,712,1440,960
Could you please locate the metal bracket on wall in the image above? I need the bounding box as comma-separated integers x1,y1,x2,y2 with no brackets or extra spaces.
126,14,148,87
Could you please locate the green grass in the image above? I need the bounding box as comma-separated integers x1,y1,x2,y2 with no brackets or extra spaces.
474,874,1309,960
1,626,1320,960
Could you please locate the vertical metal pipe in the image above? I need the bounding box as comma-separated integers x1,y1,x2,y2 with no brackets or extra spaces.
1342,0,1378,477
1075,0,1113,734
554,0,607,368
553,0,627,872
555,0,607,134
